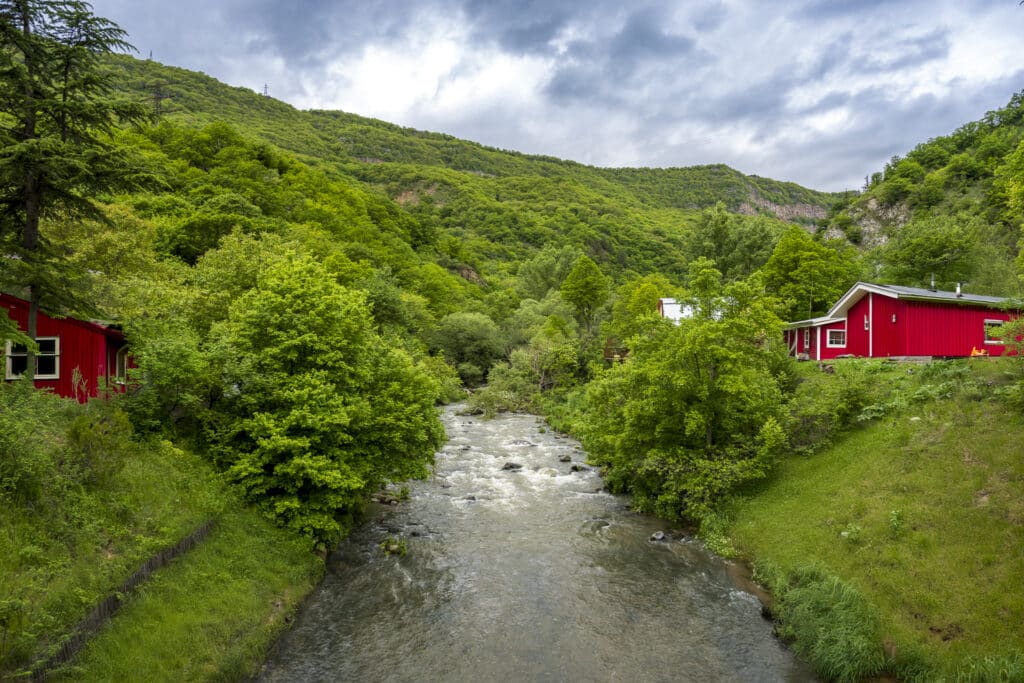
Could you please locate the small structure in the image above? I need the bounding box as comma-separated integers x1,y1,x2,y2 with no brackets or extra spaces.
784,282,1017,361
657,297,693,325
2,293,129,401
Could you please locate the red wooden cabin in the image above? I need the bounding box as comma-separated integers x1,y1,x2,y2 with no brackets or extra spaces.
2,294,129,401
784,282,1017,361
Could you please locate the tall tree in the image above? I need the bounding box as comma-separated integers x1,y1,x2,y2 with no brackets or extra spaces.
760,227,861,321
560,254,608,336
0,0,145,377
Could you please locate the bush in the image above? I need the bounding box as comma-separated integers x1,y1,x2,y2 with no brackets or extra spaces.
785,362,874,453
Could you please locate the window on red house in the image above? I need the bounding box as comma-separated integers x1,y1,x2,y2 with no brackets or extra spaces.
984,320,1004,345
115,347,129,384
5,337,60,380
827,330,847,347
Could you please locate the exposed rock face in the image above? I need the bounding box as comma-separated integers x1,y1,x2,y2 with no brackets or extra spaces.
737,190,827,223
845,197,911,248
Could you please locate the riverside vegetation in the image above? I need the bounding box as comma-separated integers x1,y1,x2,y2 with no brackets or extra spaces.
2,3,1024,680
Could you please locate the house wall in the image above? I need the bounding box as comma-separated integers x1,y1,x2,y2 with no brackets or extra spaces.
817,320,850,360
899,301,1014,357
2,296,123,400
871,295,901,356
844,295,872,357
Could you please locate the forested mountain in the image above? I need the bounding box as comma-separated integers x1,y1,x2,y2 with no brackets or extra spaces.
105,55,836,279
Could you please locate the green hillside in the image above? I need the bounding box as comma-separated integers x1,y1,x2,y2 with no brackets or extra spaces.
820,91,1024,298
106,55,838,272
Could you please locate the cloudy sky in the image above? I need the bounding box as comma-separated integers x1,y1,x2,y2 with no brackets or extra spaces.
89,0,1024,191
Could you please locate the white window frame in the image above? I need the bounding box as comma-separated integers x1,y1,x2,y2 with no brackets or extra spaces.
827,328,847,348
115,347,130,384
5,337,60,380
802,328,810,349
984,319,1004,345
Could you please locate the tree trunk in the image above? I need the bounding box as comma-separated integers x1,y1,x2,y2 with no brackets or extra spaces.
705,361,716,450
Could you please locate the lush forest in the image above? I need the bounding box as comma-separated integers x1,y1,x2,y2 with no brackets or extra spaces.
2,2,1023,680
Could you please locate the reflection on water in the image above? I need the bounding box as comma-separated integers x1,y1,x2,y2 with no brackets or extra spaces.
259,407,815,682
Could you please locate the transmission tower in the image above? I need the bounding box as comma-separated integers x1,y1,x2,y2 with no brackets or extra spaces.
148,80,174,119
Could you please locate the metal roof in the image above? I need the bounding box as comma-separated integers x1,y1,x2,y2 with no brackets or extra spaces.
874,283,1008,305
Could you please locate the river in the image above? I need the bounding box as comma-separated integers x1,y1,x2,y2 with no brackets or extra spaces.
258,406,815,682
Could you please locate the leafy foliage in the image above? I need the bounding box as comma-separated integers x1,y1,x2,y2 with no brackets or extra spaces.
760,226,862,320
207,254,444,547
578,262,788,520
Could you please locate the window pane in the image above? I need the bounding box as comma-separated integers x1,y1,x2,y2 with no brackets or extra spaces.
36,356,57,376
9,355,27,376
10,343,27,356
37,339,57,354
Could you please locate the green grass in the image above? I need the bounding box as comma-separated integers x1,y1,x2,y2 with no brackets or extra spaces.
724,359,1024,679
0,383,323,680
51,505,323,682
0,384,225,676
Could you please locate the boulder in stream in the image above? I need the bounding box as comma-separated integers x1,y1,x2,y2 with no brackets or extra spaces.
558,454,572,462
650,531,668,542
501,462,523,471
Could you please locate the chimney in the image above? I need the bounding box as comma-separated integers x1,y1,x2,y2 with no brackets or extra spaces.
930,273,936,291
956,282,962,298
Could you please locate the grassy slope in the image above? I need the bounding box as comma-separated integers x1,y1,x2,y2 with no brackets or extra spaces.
0,385,321,680
724,360,1024,676
52,507,322,682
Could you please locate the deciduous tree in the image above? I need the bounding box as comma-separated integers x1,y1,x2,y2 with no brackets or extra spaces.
208,254,444,547
579,261,788,521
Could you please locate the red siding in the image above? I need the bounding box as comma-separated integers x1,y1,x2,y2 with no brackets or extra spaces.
899,301,1014,357
871,295,901,356
2,295,125,401
844,295,871,357
816,320,850,360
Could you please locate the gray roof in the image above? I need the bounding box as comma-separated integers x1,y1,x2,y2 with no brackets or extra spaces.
876,283,1008,306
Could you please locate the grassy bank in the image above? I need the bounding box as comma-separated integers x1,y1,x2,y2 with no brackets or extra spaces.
51,506,322,681
722,359,1024,680
0,382,322,680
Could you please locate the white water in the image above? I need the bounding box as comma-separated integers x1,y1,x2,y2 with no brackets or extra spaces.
259,407,815,682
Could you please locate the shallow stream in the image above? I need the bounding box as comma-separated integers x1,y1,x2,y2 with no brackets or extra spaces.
259,406,814,682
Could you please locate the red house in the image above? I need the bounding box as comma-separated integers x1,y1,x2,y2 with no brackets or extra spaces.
2,293,129,401
784,282,1017,361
